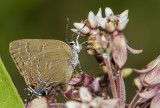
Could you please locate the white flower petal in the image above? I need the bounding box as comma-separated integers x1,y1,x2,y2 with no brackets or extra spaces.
81,103,90,108
96,16,107,29
74,23,85,30
90,97,102,107
25,97,49,108
90,77,100,92
117,19,129,31
106,22,115,32
71,28,79,33
73,23,90,34
88,11,98,28
105,7,114,17
79,87,92,102
120,10,129,20
96,8,102,17
102,98,119,108
66,101,81,108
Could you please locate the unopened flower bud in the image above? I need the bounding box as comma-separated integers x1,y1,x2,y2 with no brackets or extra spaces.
134,77,142,91
102,65,108,73
121,68,133,78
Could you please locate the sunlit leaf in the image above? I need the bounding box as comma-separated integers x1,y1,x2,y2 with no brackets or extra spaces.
0,58,24,108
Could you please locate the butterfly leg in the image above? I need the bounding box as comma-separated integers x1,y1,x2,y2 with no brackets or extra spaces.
76,35,80,46
74,68,79,74
78,63,83,73
80,41,87,46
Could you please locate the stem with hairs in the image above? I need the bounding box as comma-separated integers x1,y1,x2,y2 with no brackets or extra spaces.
103,56,117,98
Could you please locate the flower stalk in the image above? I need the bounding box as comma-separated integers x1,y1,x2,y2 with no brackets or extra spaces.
116,71,126,108
103,55,117,98
128,89,142,108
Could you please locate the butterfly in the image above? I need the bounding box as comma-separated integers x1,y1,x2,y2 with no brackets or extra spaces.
9,35,82,96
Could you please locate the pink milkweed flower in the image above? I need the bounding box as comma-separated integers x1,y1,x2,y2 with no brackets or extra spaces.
66,87,119,108
96,7,129,32
25,96,66,108
133,55,160,108
134,55,160,86
94,7,143,68
107,32,143,68
71,7,143,68
64,73,109,100
71,8,102,36
137,84,160,108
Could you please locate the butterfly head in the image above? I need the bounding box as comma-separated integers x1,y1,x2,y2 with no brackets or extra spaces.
68,35,82,53
68,40,75,47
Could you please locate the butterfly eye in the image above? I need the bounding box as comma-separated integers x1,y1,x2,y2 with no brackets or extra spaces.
68,41,75,47
30,83,37,90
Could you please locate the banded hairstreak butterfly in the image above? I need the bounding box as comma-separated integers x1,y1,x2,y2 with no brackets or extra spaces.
9,35,82,96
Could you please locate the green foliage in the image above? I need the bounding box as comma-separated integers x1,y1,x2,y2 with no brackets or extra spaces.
0,58,24,108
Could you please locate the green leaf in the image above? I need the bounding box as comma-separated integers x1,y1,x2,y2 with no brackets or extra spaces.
0,58,25,108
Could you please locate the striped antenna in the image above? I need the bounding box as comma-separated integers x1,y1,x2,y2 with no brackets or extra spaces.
66,18,70,43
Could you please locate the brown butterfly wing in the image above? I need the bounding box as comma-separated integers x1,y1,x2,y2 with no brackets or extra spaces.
9,39,74,88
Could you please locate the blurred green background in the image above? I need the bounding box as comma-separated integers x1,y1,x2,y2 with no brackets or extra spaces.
0,0,160,104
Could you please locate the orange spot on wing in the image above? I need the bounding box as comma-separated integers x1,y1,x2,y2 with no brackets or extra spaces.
30,83,37,90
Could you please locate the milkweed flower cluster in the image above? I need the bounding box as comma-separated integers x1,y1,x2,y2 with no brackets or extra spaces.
72,7,142,68
133,55,160,108
25,6,160,108
66,87,119,108
68,7,143,108
64,73,112,100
